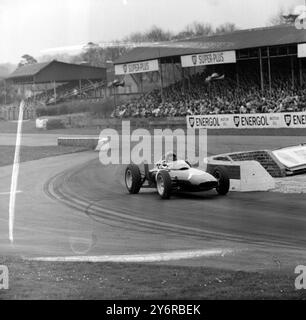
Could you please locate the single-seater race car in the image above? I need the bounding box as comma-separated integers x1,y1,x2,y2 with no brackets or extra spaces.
125,152,230,199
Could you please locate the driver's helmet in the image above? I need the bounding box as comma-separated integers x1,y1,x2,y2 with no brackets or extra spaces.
165,151,177,162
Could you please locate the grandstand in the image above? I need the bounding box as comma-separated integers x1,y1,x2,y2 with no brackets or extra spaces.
112,24,306,118
2,60,107,120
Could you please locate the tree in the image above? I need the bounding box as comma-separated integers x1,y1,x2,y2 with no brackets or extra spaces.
77,41,129,67
104,42,128,63
215,22,238,34
267,5,296,26
145,25,173,42
123,25,173,43
174,21,213,39
123,32,146,43
18,54,37,68
80,42,107,67
193,22,213,36
268,8,287,26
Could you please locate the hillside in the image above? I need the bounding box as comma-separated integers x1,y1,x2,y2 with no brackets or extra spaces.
0,63,16,79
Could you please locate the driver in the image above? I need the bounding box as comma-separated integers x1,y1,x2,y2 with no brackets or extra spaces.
156,152,178,169
165,151,177,162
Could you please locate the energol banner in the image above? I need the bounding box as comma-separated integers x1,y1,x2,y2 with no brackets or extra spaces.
181,51,236,68
115,59,159,75
187,112,306,129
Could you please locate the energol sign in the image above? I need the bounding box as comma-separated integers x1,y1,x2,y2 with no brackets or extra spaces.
187,112,306,129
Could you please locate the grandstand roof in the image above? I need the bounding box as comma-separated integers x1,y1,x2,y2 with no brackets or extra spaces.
7,60,107,84
8,62,51,79
115,24,306,64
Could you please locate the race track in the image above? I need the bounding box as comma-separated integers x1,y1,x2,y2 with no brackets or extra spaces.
44,156,306,271
49,159,306,248
1,134,306,271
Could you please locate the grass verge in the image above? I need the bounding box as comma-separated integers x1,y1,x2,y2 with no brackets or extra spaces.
0,120,102,135
0,145,90,167
0,256,305,300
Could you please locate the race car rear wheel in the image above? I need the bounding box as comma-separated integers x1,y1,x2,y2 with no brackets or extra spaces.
125,164,142,194
156,170,172,199
213,167,230,196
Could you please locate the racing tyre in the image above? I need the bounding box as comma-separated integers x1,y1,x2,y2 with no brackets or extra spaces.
125,164,142,194
156,170,172,199
213,167,230,196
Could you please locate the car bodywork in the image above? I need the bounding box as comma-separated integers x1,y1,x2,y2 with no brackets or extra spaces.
125,152,230,199
145,160,219,192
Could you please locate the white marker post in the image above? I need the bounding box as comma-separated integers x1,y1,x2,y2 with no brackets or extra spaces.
9,100,25,243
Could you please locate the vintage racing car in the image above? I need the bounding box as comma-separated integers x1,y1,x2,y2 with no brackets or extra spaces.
125,153,230,199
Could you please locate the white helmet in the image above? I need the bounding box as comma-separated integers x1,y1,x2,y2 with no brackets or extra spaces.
165,151,177,162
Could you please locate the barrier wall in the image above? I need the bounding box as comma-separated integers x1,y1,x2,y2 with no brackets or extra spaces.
36,114,306,136
210,150,286,178
205,159,276,192
227,151,286,178
58,137,98,149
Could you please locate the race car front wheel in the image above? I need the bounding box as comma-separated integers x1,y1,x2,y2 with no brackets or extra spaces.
125,164,142,194
156,170,172,199
213,167,230,196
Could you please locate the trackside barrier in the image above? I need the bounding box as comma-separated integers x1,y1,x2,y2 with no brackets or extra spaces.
205,159,275,192
58,137,99,149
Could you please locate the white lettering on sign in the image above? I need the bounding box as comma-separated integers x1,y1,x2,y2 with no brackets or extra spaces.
115,59,159,75
181,51,236,68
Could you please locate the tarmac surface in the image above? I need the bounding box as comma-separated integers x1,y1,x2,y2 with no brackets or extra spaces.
1,129,306,271
1,148,306,271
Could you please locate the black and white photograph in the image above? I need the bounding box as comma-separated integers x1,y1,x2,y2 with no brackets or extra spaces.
1,0,306,305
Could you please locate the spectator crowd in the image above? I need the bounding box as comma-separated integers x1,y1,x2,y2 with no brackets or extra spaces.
111,70,306,118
